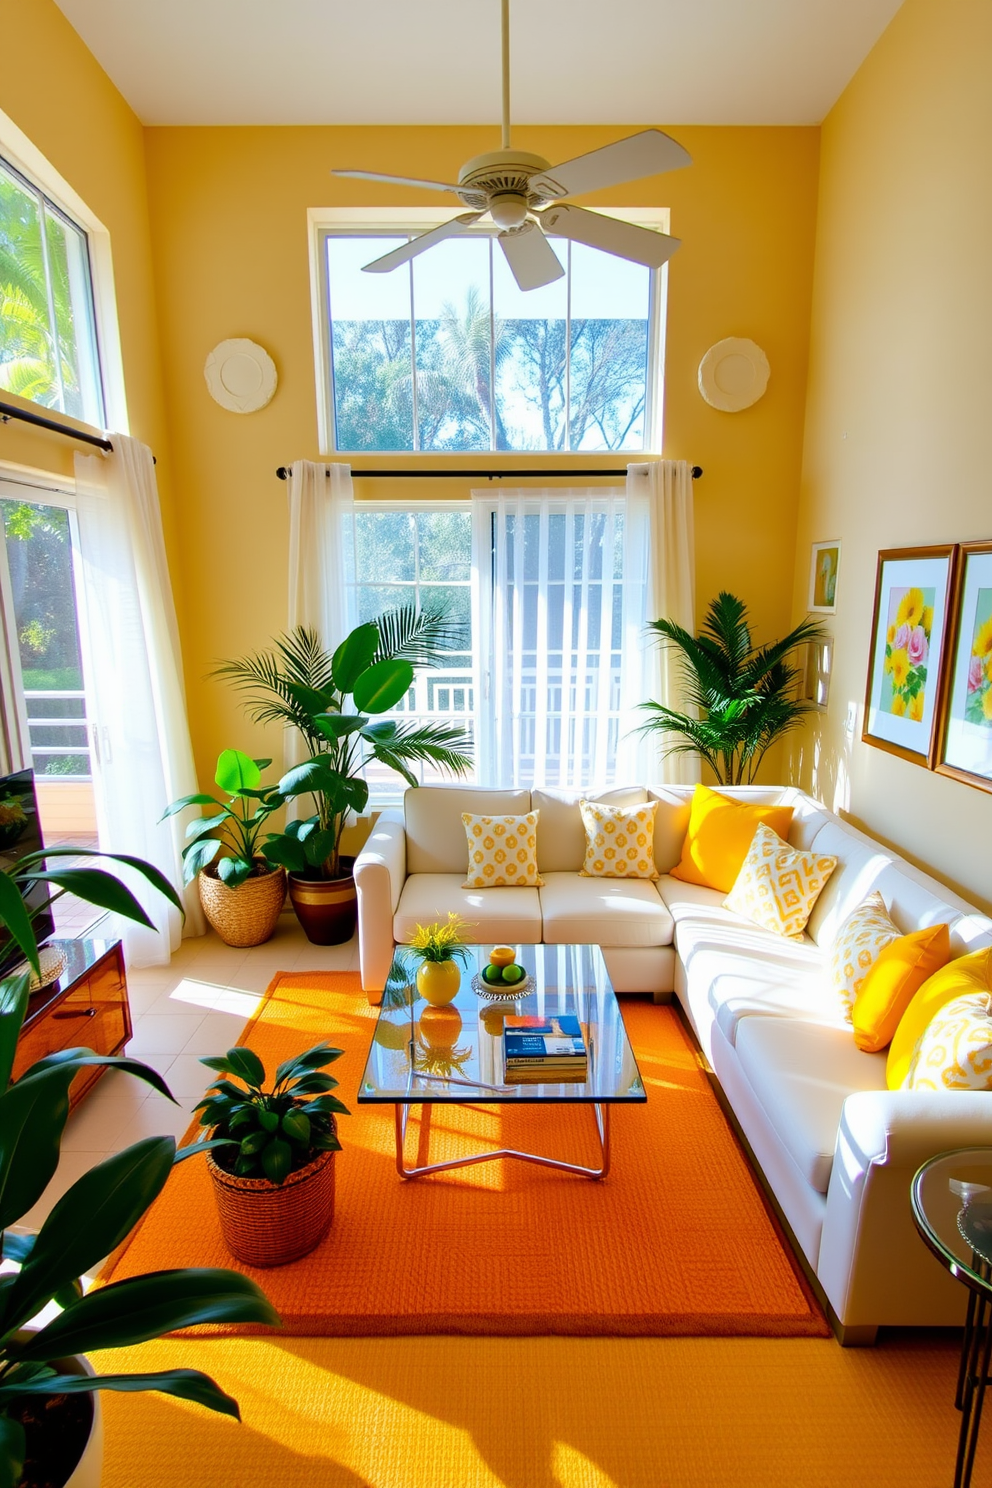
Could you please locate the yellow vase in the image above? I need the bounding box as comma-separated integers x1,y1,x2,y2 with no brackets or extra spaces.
416,959,461,1007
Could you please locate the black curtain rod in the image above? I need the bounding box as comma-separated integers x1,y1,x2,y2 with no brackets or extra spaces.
276,464,703,481
0,399,113,454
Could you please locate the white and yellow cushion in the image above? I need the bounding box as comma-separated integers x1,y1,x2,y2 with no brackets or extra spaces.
461,811,543,888
724,822,837,940
904,993,992,1091
830,891,900,1021
578,799,659,880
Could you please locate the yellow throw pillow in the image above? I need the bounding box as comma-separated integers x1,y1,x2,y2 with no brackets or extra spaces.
669,784,795,894
886,946,992,1089
851,923,951,1054
461,811,543,888
724,822,837,939
904,993,992,1091
578,799,660,880
831,891,901,1022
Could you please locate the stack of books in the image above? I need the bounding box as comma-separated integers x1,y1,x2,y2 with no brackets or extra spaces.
503,1014,588,1084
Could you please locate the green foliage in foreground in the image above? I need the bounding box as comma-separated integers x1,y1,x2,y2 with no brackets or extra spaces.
0,845,280,1488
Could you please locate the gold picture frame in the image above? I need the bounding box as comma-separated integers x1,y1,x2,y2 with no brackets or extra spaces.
809,541,841,614
862,545,955,768
936,539,992,794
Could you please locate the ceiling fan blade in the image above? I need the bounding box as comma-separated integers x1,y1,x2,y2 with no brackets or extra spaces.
537,204,681,270
332,169,465,194
497,224,565,292
361,214,484,274
529,129,691,201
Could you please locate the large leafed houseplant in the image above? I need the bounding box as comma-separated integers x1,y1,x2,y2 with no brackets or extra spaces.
638,591,827,785
0,844,279,1488
216,603,473,944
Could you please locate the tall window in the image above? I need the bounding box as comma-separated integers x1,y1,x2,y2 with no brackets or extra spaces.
316,219,665,455
0,154,104,426
346,491,648,799
346,506,476,795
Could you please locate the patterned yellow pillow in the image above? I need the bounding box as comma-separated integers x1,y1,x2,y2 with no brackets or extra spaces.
578,799,659,879
831,891,900,1021
461,811,543,888
904,993,992,1091
724,822,837,939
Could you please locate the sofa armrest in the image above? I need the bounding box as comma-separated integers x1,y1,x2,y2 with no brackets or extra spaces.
817,1090,992,1329
354,809,406,1003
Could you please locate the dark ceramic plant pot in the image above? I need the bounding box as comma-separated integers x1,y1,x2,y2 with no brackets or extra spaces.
287,857,357,945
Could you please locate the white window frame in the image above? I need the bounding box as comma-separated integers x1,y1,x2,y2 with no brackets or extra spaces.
308,206,670,460
0,104,128,433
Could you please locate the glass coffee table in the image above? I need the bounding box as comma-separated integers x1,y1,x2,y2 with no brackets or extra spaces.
358,943,646,1181
912,1148,992,1488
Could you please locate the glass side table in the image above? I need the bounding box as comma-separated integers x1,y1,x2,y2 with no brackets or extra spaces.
912,1149,992,1488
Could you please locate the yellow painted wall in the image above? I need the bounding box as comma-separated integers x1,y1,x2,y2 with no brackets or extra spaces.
789,0,992,911
143,123,819,782
0,0,180,572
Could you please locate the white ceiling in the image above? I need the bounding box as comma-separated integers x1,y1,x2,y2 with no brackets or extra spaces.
54,0,905,128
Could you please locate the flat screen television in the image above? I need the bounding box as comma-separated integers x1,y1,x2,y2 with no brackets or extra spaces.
0,768,55,974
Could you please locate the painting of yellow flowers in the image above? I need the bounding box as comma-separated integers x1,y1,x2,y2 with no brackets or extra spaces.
864,546,954,767
880,586,935,721
938,542,992,792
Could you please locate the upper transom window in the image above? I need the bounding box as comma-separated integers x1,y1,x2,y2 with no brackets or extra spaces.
313,215,666,456
0,154,104,428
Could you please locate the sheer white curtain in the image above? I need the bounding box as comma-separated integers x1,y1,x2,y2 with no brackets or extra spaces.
287,460,354,638
472,488,649,789
74,437,205,966
626,460,699,785
285,460,354,786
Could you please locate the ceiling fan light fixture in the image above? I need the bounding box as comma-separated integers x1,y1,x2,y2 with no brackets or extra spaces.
489,191,530,231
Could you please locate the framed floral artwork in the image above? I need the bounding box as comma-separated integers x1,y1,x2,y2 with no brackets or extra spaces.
809,541,841,613
937,541,992,793
863,545,955,767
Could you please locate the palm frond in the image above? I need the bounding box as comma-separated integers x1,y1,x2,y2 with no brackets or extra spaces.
369,721,474,776
375,601,466,667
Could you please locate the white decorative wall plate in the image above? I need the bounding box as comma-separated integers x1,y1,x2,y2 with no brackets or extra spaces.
697,337,770,412
204,338,277,413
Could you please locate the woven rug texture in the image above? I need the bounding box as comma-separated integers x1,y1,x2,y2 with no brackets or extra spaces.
102,971,827,1338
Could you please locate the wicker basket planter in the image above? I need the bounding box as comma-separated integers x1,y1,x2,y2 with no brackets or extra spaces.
197,862,286,947
206,1144,336,1267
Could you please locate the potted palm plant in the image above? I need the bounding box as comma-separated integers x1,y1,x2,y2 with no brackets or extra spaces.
216,603,473,944
161,748,287,947
637,591,828,784
0,842,279,1488
183,1041,348,1268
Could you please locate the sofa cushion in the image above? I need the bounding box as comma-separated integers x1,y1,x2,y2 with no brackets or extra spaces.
724,822,837,940
675,921,841,1046
851,923,951,1053
647,789,692,873
532,786,646,873
656,872,728,922
578,799,660,879
394,873,542,944
539,872,674,948
805,819,992,956
405,787,531,875
461,811,543,887
734,1017,887,1194
669,784,795,893
887,945,992,1089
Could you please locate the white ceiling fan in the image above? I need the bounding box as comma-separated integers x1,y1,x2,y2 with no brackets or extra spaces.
332,0,691,293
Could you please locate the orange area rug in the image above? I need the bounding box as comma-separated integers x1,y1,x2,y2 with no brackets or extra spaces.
103,972,827,1338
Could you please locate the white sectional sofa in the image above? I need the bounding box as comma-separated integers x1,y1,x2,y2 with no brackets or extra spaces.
353,782,992,1342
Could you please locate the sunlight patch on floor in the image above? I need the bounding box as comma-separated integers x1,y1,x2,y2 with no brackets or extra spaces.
160,978,262,1018
553,1441,621,1488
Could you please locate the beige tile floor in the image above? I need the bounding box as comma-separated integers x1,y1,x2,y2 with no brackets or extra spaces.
25,909,359,1229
